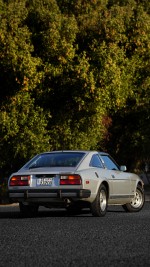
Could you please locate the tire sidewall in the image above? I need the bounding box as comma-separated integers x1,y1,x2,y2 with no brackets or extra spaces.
130,186,145,211
91,184,108,217
123,185,145,212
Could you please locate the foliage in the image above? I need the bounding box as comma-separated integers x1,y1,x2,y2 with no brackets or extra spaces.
0,0,150,177
0,91,50,174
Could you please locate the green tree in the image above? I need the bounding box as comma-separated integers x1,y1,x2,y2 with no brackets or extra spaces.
0,0,49,175
0,0,41,102
0,91,50,175
0,0,150,177
102,1,150,169
26,0,107,150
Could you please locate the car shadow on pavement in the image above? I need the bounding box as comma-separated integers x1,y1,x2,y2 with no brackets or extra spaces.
0,206,126,219
0,209,92,219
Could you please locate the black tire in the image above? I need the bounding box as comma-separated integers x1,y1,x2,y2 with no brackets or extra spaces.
19,203,39,217
91,184,108,217
122,185,145,212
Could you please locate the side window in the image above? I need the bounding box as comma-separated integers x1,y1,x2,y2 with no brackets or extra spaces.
90,155,104,168
100,155,119,170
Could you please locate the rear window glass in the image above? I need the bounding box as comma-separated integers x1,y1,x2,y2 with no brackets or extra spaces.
25,152,85,169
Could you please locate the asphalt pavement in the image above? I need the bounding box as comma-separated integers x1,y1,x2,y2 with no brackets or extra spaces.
0,203,150,267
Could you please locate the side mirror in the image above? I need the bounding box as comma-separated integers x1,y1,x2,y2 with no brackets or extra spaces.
120,165,127,172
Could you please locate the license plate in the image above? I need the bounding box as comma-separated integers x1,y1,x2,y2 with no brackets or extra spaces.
37,178,53,186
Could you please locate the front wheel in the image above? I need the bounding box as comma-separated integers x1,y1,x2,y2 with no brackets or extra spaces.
122,185,145,212
91,184,108,217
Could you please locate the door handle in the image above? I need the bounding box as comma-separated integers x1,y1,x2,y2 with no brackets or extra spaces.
112,175,115,178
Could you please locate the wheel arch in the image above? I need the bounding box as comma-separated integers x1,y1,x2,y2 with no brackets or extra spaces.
100,181,109,199
137,180,144,188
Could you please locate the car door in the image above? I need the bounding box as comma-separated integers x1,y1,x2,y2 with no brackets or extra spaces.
100,154,131,200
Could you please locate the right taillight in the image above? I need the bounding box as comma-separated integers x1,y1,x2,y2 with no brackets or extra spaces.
60,174,82,185
9,175,30,186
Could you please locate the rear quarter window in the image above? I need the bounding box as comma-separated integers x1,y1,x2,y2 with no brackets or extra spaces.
90,154,104,168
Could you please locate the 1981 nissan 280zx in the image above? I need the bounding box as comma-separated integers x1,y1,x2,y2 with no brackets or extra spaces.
8,151,145,217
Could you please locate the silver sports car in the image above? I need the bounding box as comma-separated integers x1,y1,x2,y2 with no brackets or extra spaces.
8,150,145,216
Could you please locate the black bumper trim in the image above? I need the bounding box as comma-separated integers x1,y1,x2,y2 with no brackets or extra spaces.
9,189,91,200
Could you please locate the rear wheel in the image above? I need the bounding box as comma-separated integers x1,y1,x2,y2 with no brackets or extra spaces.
19,203,39,217
91,184,107,217
122,185,145,212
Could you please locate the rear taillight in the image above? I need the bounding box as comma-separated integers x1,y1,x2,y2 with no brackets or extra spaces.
9,175,30,186
60,174,82,185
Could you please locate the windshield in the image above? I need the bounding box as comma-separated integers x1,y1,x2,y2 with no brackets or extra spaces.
24,152,85,169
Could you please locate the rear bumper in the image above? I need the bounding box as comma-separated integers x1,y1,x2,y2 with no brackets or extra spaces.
8,188,91,202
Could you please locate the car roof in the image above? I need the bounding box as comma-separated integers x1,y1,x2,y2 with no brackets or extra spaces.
39,150,109,155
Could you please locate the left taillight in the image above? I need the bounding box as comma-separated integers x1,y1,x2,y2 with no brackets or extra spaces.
9,175,30,186
60,174,82,185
